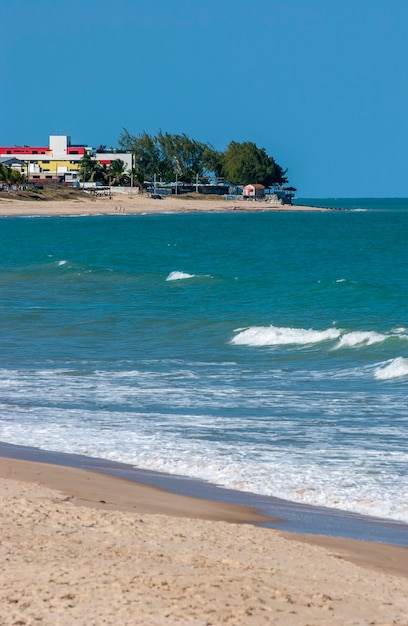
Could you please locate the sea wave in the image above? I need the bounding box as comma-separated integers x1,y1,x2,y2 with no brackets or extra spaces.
334,331,388,349
1,362,407,523
230,325,408,350
230,325,341,346
166,271,196,281
374,357,408,380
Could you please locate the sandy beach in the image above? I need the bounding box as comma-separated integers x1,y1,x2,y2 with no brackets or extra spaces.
1,455,408,626
2,193,407,624
0,190,326,216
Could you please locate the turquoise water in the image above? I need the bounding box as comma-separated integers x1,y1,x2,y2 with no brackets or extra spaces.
1,199,407,524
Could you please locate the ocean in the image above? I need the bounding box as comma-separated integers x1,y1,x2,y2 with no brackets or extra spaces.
1,198,407,539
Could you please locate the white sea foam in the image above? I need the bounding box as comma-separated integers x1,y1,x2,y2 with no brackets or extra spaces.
374,357,408,380
393,327,408,336
335,331,387,349
166,271,195,281
1,364,407,523
334,329,408,349
57,260,67,266
1,417,407,523
231,325,341,347
231,324,408,354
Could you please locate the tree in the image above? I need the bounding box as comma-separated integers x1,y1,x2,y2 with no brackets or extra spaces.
118,129,162,181
118,129,222,184
202,146,224,181
221,141,287,187
78,153,106,184
108,159,129,186
118,130,289,187
0,164,26,190
0,163,7,185
155,131,215,183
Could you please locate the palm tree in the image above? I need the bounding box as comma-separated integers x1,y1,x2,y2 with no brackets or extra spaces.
0,165,26,190
0,163,6,187
78,154,105,184
108,159,128,186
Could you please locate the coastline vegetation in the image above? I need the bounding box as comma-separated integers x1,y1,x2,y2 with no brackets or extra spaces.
117,129,288,188
78,154,130,186
0,163,26,190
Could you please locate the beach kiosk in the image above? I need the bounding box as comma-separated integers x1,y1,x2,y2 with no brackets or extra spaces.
243,183,265,200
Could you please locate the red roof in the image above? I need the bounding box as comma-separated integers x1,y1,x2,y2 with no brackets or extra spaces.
0,146,49,154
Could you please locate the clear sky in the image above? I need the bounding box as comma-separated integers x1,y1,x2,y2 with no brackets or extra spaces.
2,0,407,197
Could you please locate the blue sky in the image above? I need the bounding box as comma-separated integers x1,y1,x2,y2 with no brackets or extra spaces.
2,0,407,197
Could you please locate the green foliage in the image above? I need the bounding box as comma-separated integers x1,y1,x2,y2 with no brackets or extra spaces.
119,130,161,181
118,130,289,187
119,129,222,184
108,159,129,186
0,164,26,188
221,141,287,186
78,153,106,184
78,153,97,182
79,154,132,186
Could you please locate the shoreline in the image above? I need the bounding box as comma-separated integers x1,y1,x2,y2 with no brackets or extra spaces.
2,450,408,577
2,441,408,551
1,448,408,624
2,441,408,547
0,191,329,216
2,195,408,623
2,453,408,577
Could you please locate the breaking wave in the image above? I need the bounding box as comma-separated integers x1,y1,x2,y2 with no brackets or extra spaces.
231,325,408,350
335,331,388,349
166,271,196,281
374,357,408,380
231,325,341,346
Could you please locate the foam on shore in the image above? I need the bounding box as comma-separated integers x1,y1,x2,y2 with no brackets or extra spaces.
1,452,408,625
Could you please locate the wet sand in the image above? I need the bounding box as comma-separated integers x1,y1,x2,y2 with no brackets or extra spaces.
1,451,408,625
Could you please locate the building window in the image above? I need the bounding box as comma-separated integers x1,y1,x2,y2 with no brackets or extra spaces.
33,175,40,179
42,160,50,164
45,175,52,179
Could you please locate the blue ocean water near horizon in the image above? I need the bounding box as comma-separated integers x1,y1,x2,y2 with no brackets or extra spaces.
1,198,407,529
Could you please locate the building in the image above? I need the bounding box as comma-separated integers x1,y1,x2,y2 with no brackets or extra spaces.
0,136,132,185
243,183,265,199
0,156,26,169
95,151,132,172
0,135,90,184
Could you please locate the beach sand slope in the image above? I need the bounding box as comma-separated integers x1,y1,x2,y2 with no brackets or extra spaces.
1,472,408,626
0,192,326,216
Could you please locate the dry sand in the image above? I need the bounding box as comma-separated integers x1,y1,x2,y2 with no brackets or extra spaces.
1,456,407,626
0,190,327,216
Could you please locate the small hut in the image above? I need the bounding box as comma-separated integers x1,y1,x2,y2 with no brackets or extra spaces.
243,183,265,199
